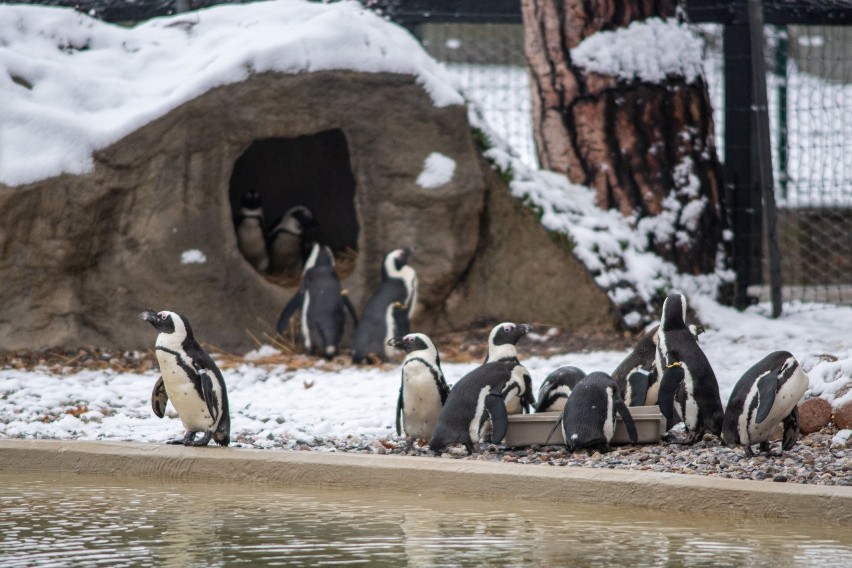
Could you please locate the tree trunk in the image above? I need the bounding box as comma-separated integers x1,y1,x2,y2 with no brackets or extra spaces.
521,0,726,274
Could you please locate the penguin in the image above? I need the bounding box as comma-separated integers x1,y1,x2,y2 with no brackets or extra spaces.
276,243,358,359
612,323,705,407
387,333,451,444
267,206,315,277
139,309,230,447
351,248,417,364
534,366,586,413
234,190,268,273
429,360,530,454
721,351,809,456
656,293,724,444
558,372,638,453
483,322,535,413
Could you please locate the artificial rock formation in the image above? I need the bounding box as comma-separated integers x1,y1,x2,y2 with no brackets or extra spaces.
0,70,613,352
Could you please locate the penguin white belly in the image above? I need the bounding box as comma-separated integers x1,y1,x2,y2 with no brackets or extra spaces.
383,304,396,360
682,368,700,430
470,387,490,443
645,379,660,406
270,234,301,273
301,292,311,350
544,386,573,412
156,351,213,432
503,365,529,415
401,361,443,440
603,387,616,442
744,367,809,443
237,220,268,271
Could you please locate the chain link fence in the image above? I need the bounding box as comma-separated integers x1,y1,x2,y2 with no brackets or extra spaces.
12,0,852,308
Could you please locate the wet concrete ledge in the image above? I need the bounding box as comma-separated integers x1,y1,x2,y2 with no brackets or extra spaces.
1,439,850,524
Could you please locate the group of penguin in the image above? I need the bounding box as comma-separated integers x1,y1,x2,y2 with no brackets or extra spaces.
235,190,418,364
234,190,316,276
137,293,809,458
389,293,809,456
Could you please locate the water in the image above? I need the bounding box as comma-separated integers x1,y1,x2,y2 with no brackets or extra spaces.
1,473,850,567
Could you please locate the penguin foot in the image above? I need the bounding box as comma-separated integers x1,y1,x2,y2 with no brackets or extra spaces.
743,445,755,457
168,431,197,445
191,431,213,447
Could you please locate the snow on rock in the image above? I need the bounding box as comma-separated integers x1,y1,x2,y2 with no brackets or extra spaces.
416,152,457,188
572,17,704,83
180,249,207,264
0,1,463,186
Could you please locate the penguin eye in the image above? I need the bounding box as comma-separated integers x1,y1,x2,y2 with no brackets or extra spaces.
503,325,513,332
159,313,168,321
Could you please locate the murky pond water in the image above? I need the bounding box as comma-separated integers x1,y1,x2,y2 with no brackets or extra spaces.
0,472,850,567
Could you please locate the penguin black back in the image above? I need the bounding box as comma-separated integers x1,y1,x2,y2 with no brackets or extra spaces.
561,372,637,453
430,361,519,454
352,248,417,364
534,366,586,413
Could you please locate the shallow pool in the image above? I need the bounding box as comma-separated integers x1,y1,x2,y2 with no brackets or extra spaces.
1,472,850,566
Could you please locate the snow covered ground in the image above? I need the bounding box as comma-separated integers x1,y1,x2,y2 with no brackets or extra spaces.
1,300,850,448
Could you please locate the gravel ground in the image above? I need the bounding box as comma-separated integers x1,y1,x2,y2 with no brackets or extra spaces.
227,429,852,487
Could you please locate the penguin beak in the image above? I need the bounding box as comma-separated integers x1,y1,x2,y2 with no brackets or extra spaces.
400,247,416,264
387,337,405,349
139,309,159,324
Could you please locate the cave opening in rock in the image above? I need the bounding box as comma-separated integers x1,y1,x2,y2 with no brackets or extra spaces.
229,129,359,285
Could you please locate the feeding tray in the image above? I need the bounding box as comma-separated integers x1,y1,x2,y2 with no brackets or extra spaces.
503,406,666,448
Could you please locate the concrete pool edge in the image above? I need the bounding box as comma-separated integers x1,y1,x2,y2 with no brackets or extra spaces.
1,439,850,524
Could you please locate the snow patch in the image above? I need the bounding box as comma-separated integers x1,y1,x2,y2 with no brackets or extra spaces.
572,18,704,84
180,249,207,264
416,152,456,188
0,1,463,186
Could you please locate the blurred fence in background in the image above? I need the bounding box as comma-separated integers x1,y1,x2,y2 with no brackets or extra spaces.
15,0,852,310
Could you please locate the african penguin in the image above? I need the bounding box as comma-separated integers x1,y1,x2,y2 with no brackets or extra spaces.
267,206,315,276
139,309,230,447
276,243,358,359
612,323,704,407
430,360,530,454
483,322,535,413
234,190,269,273
351,248,417,364
534,366,586,413
656,293,724,444
388,333,451,444
721,351,809,456
558,372,638,453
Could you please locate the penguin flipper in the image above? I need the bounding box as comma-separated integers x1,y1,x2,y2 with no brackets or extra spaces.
521,372,535,413
438,375,451,405
544,407,565,445
615,397,639,444
276,291,305,334
395,384,404,436
782,405,800,451
485,392,509,444
626,369,651,407
534,379,556,413
341,293,359,328
198,369,220,424
755,373,778,424
151,377,168,418
657,364,685,421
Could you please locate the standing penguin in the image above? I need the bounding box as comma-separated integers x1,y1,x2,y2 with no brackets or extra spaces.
612,323,704,407
276,244,358,358
430,361,529,454
559,372,638,453
483,322,535,413
388,333,451,444
352,248,417,364
656,293,724,444
534,366,586,413
139,309,230,447
267,206,315,277
234,190,268,272
721,351,809,456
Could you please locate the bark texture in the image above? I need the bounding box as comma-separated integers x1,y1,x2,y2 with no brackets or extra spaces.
522,0,725,274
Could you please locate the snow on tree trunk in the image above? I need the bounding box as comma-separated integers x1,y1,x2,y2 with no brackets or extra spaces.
521,0,726,275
